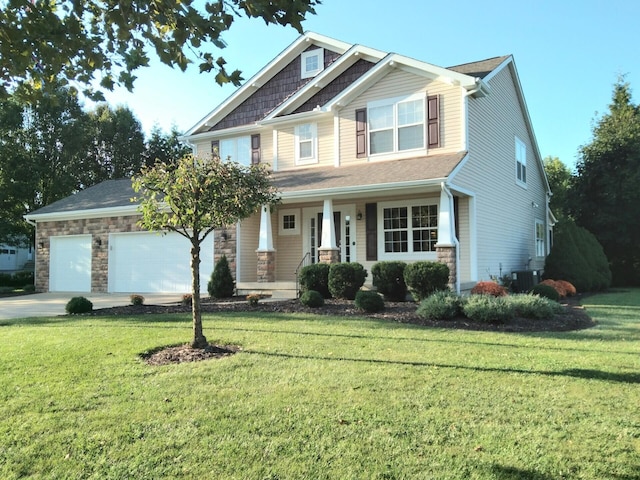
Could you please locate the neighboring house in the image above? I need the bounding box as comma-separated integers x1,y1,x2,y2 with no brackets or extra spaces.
0,240,33,274
25,32,552,295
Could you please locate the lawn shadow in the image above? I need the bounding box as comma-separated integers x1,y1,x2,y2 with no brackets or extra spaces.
487,464,554,480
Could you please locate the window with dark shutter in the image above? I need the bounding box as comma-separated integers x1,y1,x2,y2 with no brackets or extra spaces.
356,108,367,158
211,140,220,158
427,95,440,148
365,203,377,261
251,134,261,164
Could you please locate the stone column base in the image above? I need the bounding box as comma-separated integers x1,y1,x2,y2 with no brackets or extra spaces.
318,248,340,264
436,245,457,290
256,250,276,283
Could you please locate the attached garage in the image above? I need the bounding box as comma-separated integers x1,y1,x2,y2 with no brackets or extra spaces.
107,232,214,293
50,235,92,292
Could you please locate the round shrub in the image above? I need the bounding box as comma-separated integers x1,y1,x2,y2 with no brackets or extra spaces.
555,280,577,297
299,290,324,308
403,261,449,301
539,279,566,298
208,254,235,298
371,261,407,301
23,284,36,292
470,281,508,297
354,290,385,313
463,295,515,323
328,263,367,300
507,294,557,320
130,294,145,305
298,263,331,298
530,283,560,302
417,291,463,320
65,296,93,314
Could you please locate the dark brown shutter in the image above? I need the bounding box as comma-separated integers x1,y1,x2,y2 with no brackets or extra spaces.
211,140,220,158
427,95,440,148
355,108,367,158
365,202,377,261
251,134,261,164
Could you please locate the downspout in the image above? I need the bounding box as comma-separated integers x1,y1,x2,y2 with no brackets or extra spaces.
441,182,461,293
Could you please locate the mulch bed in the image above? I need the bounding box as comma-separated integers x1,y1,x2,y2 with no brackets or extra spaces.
91,294,596,366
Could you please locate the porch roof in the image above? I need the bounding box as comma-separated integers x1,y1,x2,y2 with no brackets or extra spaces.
272,152,467,197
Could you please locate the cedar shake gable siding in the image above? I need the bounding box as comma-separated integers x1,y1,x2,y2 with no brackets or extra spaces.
291,59,376,115
208,47,342,131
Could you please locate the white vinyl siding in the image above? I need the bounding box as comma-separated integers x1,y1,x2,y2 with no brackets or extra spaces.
238,215,260,282
275,117,332,170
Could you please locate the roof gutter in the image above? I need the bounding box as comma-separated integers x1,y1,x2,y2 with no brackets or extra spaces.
465,77,490,97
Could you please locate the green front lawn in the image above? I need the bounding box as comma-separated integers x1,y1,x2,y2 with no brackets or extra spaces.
1,291,639,479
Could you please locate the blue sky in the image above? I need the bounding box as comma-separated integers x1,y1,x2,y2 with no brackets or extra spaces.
98,0,640,170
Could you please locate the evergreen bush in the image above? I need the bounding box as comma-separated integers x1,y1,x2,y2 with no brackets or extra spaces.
130,294,145,305
403,261,449,301
530,283,560,302
299,290,324,308
416,291,463,320
65,296,93,314
508,294,559,319
298,263,331,298
371,261,407,301
354,290,385,313
208,255,235,298
463,295,515,323
328,263,367,300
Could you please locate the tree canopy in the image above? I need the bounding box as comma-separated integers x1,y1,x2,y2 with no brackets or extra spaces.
569,78,640,285
132,155,280,348
0,0,320,101
542,156,572,218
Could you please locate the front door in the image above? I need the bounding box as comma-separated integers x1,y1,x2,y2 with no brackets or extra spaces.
305,205,356,264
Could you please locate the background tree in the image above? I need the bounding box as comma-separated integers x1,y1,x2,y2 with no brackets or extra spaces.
0,0,319,101
81,104,146,185
132,155,279,348
144,125,191,167
569,79,640,285
543,156,572,219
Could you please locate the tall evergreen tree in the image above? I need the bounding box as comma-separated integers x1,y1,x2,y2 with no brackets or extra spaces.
144,125,191,167
570,79,640,285
543,156,572,219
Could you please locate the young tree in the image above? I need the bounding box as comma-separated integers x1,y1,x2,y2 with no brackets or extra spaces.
0,0,320,101
132,155,279,348
570,78,640,285
543,156,572,219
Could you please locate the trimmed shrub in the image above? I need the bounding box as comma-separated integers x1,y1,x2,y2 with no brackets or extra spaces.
417,291,463,320
403,261,449,301
463,295,515,323
540,279,566,298
328,263,367,300
130,294,145,305
470,281,508,297
508,294,558,320
23,284,35,292
65,296,93,314
298,263,331,298
0,271,34,288
246,293,262,306
556,280,577,297
181,294,192,306
530,283,560,302
299,290,324,308
208,255,235,298
354,290,385,313
543,218,611,292
371,261,407,301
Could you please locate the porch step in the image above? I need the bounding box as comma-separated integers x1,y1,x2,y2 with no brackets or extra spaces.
236,282,297,300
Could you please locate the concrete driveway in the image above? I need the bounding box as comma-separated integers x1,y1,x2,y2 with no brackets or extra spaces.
0,292,183,320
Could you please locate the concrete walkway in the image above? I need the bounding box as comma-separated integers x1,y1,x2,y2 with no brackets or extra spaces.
0,292,183,320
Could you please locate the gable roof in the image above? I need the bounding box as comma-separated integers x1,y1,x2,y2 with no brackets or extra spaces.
184,33,504,140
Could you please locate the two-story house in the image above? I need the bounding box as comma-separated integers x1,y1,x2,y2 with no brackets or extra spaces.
25,32,551,295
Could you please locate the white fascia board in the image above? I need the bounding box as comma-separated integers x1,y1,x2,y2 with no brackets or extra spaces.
183,123,262,143
480,55,513,83
184,32,352,138
445,152,470,184
280,177,445,202
261,108,332,127
25,205,140,223
265,44,387,119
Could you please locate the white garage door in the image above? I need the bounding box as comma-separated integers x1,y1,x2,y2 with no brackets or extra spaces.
108,232,214,293
50,235,92,292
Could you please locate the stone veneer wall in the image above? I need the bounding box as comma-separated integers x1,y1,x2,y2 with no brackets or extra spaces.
213,226,237,281
436,245,457,290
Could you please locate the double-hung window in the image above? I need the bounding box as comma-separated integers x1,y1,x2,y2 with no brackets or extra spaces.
381,201,438,257
220,136,251,166
368,94,425,156
535,220,545,257
516,137,527,186
295,123,318,165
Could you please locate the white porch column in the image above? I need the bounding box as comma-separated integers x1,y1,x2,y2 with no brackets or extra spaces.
320,199,337,249
257,205,274,252
437,186,455,247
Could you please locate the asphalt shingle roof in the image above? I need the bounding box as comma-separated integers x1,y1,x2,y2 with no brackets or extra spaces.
448,55,510,79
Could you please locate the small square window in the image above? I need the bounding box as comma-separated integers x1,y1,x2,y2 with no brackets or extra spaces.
301,49,324,79
279,209,300,236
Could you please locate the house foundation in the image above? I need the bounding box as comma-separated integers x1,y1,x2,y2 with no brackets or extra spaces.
318,248,340,264
256,250,276,282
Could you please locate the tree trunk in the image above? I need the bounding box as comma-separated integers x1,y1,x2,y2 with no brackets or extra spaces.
190,239,207,349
